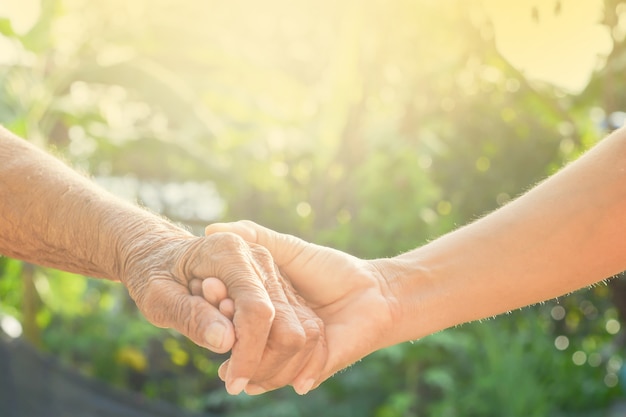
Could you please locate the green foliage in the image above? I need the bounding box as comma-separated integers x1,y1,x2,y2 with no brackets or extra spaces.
1,0,626,415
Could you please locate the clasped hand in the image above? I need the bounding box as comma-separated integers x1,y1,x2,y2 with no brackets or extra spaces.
125,220,398,396
122,229,325,395
199,221,400,395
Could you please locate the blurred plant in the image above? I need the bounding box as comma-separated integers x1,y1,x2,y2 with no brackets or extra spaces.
1,0,626,415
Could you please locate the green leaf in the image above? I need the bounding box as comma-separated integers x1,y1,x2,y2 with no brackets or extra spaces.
0,18,15,37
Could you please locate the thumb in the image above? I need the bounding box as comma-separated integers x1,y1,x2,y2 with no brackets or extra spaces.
138,281,235,353
205,220,308,268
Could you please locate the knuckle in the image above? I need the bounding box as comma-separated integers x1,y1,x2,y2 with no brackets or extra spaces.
303,319,323,345
235,297,275,324
188,279,203,296
205,232,245,256
239,220,261,235
270,323,306,354
250,244,273,265
286,332,307,353
250,239,269,253
219,231,244,247
239,219,256,228
252,300,276,322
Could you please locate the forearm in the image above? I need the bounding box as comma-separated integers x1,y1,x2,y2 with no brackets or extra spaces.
0,126,191,282
382,127,626,344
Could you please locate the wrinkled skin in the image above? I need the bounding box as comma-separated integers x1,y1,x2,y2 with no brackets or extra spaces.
204,221,398,395
120,230,328,396
0,126,327,396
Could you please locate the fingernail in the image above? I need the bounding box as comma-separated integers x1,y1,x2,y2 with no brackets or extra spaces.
227,377,249,395
244,384,267,395
205,321,226,350
294,378,316,395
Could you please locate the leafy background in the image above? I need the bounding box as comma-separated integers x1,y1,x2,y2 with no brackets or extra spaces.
1,0,626,415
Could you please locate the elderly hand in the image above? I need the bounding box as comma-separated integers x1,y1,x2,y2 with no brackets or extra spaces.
0,126,323,396
205,221,400,394
120,230,326,395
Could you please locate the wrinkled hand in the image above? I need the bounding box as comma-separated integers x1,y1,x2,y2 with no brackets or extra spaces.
205,221,400,394
120,231,325,395
192,274,328,396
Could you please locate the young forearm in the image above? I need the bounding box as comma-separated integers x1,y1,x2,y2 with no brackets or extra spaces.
0,126,190,281
383,127,626,343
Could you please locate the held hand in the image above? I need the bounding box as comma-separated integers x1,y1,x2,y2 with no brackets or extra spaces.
205,221,401,394
191,276,329,395
193,273,329,396
120,231,324,395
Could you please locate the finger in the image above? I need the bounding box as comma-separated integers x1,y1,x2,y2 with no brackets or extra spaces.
245,286,325,395
194,232,328,394
199,277,233,319
201,277,229,305
189,279,203,297
219,298,235,319
139,280,235,354
218,359,229,381
291,322,327,395
191,278,233,322
205,221,309,267
278,273,327,395
207,221,357,307
225,247,306,392
225,293,273,395
217,356,316,395
221,266,327,396
182,234,277,395
245,319,321,395
218,362,274,396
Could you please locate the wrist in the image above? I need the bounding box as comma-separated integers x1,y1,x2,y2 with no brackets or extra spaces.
370,252,453,345
106,208,193,287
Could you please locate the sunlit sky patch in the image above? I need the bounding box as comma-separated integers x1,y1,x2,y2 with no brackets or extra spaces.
0,0,40,34
482,0,613,93
0,0,614,93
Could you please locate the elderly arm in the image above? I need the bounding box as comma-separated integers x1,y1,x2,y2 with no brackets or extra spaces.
0,126,326,395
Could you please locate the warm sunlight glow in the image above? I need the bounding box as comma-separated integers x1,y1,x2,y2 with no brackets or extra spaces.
0,0,40,34
482,0,612,92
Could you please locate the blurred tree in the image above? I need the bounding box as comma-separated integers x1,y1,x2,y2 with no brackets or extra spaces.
1,0,625,415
